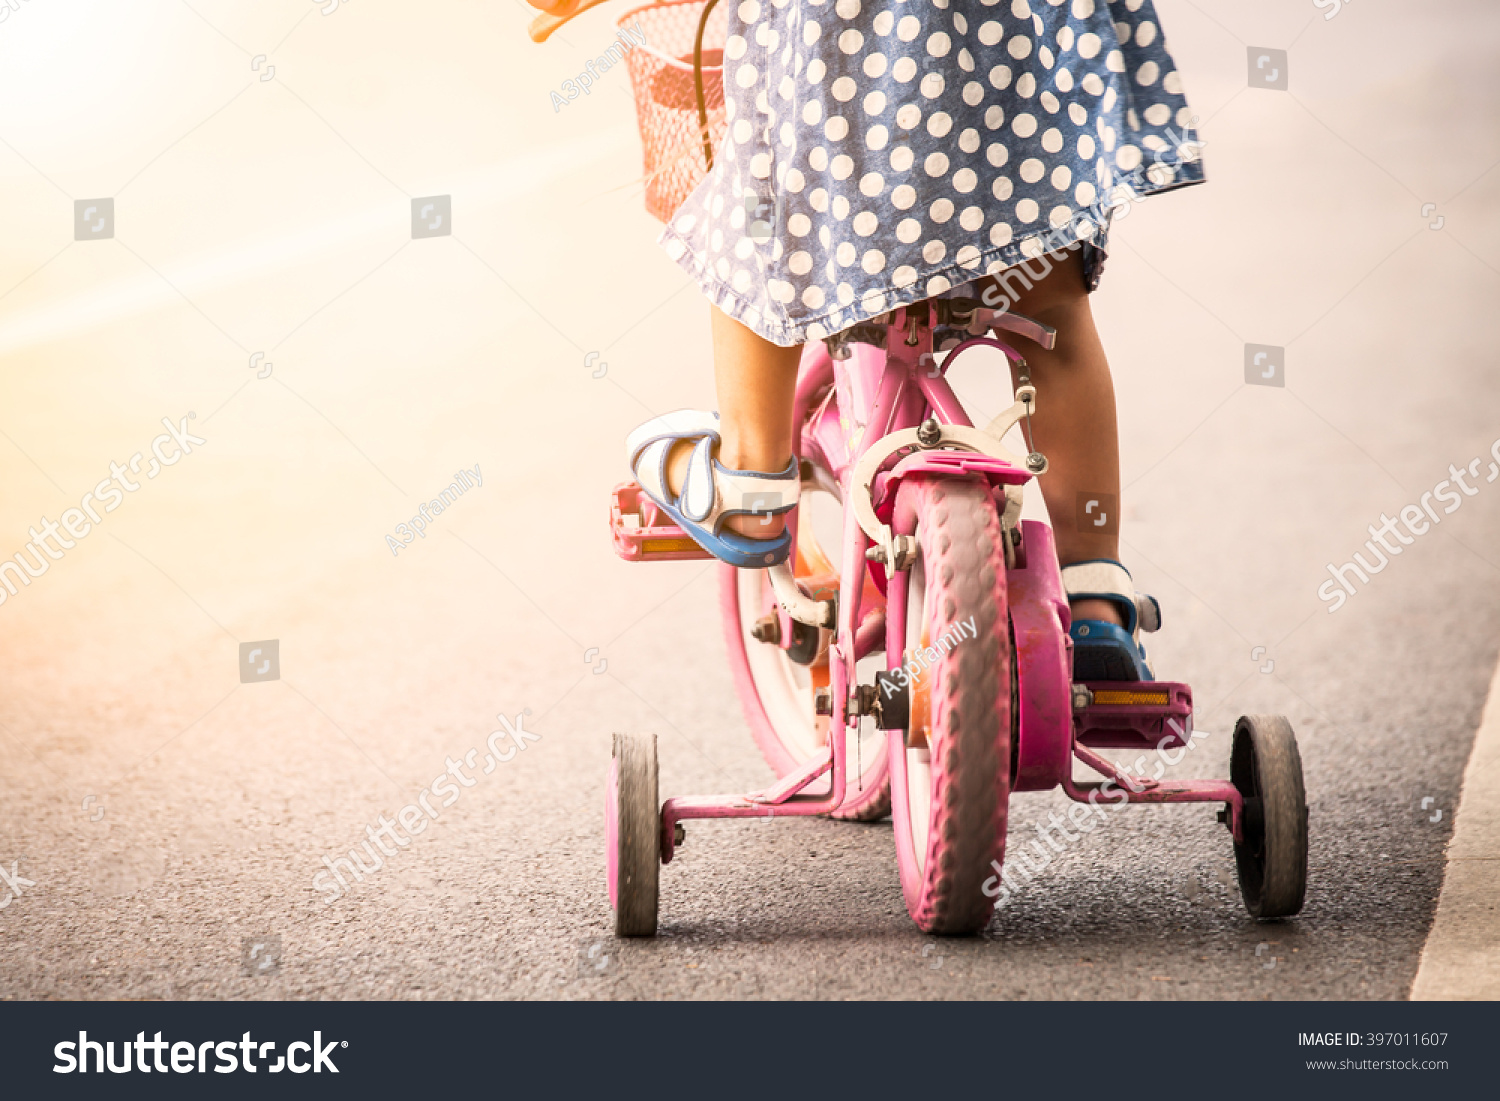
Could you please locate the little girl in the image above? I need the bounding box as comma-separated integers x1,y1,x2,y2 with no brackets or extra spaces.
612,0,1203,681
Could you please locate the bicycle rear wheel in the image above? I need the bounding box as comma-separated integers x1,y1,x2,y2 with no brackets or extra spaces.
888,476,1011,934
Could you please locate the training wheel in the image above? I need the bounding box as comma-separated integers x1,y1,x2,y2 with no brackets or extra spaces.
1230,715,1308,920
607,732,660,936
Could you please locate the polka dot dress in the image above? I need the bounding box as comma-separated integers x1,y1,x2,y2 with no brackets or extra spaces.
658,0,1205,347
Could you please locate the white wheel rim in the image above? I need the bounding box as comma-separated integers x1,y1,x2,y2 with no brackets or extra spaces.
734,482,885,794
737,565,822,758
906,747,932,874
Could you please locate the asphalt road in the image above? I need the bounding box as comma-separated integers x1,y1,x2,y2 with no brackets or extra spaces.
0,0,1497,1000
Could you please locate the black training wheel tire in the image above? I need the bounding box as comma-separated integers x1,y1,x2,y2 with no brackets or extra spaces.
1230,715,1308,920
611,732,660,937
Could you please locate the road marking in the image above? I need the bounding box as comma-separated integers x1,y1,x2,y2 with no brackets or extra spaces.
1410,652,1500,999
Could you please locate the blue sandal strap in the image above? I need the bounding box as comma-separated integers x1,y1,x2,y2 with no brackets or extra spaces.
625,410,798,569
1060,558,1139,634
1070,619,1155,682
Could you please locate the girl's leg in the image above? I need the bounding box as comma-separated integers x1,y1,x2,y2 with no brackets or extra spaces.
664,308,803,539
986,247,1125,628
659,248,1124,606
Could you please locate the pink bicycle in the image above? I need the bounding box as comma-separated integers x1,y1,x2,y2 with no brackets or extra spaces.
532,0,1309,937
606,296,1309,935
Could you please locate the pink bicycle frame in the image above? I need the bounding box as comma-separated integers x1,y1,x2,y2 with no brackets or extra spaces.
660,308,1005,856
659,304,1246,858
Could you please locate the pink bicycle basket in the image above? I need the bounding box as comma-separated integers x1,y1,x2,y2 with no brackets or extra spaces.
620,0,729,223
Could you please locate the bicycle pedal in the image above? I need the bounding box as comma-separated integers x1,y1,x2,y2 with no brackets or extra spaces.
1074,681,1194,750
610,481,714,562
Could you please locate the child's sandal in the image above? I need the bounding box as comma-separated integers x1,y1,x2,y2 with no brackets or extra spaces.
626,410,799,569
1060,559,1162,682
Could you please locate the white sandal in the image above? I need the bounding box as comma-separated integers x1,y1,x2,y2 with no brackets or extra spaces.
626,410,799,568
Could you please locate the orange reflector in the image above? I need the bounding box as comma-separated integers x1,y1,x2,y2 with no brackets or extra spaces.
642,538,705,555
1092,689,1171,706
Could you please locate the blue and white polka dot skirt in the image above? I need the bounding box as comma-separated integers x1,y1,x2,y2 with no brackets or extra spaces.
658,0,1205,347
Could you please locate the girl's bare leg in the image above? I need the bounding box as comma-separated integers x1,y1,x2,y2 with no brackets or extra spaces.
664,308,802,539
990,248,1126,628
660,249,1125,622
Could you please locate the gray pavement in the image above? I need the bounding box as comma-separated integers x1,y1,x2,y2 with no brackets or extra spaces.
0,0,1498,1000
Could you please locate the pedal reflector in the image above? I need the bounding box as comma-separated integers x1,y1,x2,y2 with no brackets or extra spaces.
641,537,703,556
1092,689,1171,706
611,482,714,562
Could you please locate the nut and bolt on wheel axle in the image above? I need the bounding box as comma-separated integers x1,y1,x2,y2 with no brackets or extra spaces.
813,685,879,720
751,615,781,644
865,534,917,570
850,684,879,717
